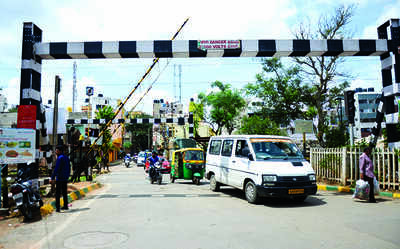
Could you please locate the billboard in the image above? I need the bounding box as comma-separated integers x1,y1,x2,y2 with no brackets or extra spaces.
0,128,36,163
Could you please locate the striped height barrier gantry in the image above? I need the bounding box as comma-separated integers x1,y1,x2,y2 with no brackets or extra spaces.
19,19,400,173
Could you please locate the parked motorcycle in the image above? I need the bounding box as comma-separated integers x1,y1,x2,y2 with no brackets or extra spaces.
9,164,43,219
149,161,162,185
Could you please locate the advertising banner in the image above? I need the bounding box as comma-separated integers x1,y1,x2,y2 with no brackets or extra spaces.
0,128,36,164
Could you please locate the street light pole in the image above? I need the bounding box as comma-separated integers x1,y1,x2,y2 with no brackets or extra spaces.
52,76,60,167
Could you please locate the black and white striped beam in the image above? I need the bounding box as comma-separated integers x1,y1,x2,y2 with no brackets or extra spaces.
34,39,389,59
66,117,190,125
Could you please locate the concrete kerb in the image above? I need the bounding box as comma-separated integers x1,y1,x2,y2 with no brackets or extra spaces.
317,184,400,199
48,182,103,211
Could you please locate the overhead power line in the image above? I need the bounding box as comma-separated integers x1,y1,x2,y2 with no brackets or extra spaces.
87,17,190,156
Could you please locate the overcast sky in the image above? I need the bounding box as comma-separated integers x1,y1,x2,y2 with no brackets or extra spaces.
0,0,398,114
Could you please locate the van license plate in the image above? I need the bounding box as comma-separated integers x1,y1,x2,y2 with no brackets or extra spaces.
288,189,304,194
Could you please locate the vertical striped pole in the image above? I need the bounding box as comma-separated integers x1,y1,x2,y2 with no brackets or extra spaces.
19,23,43,189
188,112,194,138
378,19,400,148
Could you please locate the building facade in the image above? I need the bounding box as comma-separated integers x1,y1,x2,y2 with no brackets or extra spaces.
0,94,7,112
153,99,183,118
353,89,383,138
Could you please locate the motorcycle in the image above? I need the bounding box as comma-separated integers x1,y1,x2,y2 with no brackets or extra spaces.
9,164,43,220
149,161,162,185
124,155,131,168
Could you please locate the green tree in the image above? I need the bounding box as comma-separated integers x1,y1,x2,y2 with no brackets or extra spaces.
245,58,308,127
198,81,246,135
189,101,204,138
239,115,283,135
8,106,18,113
293,4,354,147
125,113,153,152
95,106,115,170
325,124,349,147
123,141,132,150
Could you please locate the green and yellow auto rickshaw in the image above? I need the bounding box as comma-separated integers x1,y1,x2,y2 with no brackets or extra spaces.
170,148,205,185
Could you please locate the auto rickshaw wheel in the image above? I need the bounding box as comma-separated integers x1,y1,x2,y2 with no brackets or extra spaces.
192,177,200,185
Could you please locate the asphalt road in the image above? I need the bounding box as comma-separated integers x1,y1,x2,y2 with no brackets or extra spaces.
1,162,400,249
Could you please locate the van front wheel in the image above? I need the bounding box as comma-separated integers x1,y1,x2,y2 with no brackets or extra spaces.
210,175,220,192
245,181,259,204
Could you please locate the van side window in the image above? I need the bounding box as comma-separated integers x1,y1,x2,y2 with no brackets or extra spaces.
209,140,222,155
221,140,233,157
235,140,249,157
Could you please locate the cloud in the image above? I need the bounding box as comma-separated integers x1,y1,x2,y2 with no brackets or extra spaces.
5,0,396,117
362,2,400,38
3,77,20,107
38,0,297,41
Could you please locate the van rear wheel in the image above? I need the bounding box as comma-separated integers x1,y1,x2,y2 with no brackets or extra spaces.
245,181,259,204
209,175,220,192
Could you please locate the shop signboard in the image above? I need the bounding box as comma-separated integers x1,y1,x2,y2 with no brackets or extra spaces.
0,128,36,163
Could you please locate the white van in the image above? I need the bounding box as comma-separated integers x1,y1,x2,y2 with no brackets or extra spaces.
205,135,317,203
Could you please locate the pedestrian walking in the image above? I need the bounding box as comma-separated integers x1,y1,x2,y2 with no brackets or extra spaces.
359,147,376,203
50,145,71,212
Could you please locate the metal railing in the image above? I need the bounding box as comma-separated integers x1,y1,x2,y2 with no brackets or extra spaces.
310,147,399,190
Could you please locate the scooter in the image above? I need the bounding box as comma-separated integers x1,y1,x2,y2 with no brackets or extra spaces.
9,164,43,220
124,155,131,168
149,161,162,185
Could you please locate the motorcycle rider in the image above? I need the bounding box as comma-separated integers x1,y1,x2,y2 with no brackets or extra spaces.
124,153,131,167
148,150,160,179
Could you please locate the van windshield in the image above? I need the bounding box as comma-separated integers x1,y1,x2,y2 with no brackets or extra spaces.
249,138,303,160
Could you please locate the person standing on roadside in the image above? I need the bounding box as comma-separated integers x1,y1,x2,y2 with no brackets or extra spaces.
359,147,376,203
50,145,71,212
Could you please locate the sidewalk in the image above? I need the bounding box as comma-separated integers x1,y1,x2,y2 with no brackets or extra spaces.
317,184,400,199
0,180,103,242
0,181,103,221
